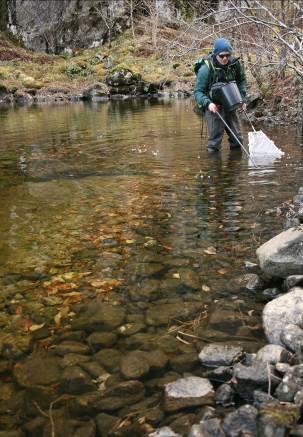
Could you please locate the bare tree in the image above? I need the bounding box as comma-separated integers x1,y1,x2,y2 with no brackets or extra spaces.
92,1,125,48
141,0,160,49
230,0,303,77
126,0,140,41
163,0,303,81
0,0,7,31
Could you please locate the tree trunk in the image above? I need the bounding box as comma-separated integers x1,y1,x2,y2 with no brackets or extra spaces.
0,0,7,31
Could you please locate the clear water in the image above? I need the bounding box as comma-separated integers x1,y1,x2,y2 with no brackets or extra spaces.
0,98,302,352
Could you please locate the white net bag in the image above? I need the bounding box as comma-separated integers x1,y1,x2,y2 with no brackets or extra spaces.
248,131,284,157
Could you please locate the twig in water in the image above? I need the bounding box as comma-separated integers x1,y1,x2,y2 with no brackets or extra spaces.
34,395,74,437
176,335,191,345
33,401,49,418
177,330,204,340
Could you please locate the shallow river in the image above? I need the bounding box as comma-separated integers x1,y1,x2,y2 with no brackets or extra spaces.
0,99,302,432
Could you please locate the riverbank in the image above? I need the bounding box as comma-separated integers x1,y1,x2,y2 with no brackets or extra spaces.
0,28,302,127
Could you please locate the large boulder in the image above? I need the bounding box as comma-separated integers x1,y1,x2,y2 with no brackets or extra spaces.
263,287,303,345
82,82,109,101
105,68,145,95
105,68,162,96
256,227,303,277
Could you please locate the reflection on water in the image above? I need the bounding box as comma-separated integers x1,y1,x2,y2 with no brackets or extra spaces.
0,100,302,430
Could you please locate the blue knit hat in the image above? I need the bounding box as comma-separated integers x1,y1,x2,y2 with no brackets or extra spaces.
213,38,232,55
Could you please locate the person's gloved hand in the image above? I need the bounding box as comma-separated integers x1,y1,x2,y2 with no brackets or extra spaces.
242,102,247,111
208,102,219,113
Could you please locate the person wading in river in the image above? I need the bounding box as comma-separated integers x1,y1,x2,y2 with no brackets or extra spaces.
194,37,247,153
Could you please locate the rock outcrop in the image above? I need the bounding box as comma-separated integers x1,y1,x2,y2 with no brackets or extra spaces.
7,0,129,53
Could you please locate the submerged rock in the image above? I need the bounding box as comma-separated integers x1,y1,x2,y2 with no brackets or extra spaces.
79,361,108,379
43,415,96,437
52,341,90,356
164,376,214,412
23,416,46,436
61,353,90,368
0,431,27,437
170,352,199,373
60,365,95,394
87,332,117,350
0,333,32,360
145,302,202,326
120,351,150,379
199,343,244,368
95,412,119,436
94,348,122,372
71,301,125,331
13,351,61,388
95,380,145,412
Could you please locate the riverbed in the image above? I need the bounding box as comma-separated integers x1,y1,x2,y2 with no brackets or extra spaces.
0,98,302,434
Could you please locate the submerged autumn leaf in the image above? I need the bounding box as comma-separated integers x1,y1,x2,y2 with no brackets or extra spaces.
89,278,122,294
204,246,217,255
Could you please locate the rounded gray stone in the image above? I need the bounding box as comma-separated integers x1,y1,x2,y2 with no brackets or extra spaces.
164,376,214,412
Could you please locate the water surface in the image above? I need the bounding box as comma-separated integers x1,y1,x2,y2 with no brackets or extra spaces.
0,99,302,347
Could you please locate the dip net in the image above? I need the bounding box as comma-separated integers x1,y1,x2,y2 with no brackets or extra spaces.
248,130,284,158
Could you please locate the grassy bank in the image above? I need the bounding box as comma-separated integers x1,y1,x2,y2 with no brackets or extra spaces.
0,17,302,125
0,21,195,93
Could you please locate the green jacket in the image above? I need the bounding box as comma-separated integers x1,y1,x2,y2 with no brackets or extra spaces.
194,56,247,110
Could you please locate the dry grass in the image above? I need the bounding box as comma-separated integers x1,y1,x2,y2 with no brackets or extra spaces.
0,18,198,92
0,16,298,101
